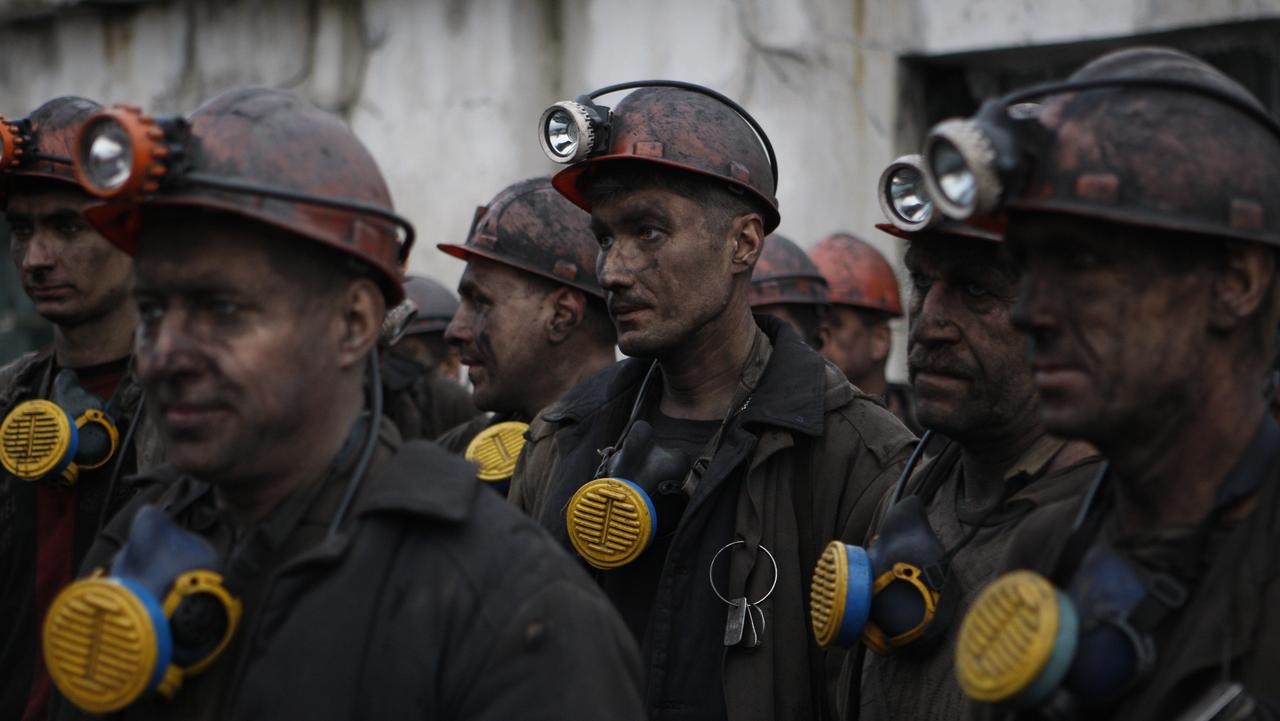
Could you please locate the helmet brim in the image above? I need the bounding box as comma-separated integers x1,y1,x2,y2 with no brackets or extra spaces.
552,155,781,235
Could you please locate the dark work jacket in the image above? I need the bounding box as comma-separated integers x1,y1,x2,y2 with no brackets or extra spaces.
986,432,1280,721
384,370,480,442
52,432,645,721
436,412,495,454
0,349,163,721
857,435,1101,721
884,382,923,437
510,315,917,721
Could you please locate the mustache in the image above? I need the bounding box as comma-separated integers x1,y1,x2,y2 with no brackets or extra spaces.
908,347,978,379
608,293,651,313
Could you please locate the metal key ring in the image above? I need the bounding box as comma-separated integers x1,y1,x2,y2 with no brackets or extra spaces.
708,540,779,606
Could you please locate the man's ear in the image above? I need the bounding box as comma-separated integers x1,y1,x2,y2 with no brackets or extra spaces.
335,278,385,370
546,286,587,344
1210,244,1276,331
730,214,765,274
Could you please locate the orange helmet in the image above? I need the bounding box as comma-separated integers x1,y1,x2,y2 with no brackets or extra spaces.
538,81,780,233
749,234,829,307
72,87,413,302
810,233,903,317
0,96,101,198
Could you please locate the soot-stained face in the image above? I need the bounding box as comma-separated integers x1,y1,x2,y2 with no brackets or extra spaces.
1008,213,1215,444
591,186,744,358
821,305,888,385
906,235,1038,441
7,187,133,327
446,257,555,414
132,216,360,485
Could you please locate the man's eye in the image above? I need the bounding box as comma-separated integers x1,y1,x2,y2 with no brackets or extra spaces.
910,273,933,291
638,226,662,242
597,234,615,250
57,220,84,237
964,283,989,298
207,300,241,318
8,223,33,239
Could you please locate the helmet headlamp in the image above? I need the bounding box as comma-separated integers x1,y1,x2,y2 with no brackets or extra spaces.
877,154,938,232
913,76,1280,227
536,79,779,189
0,118,30,169
538,100,604,164
74,106,179,200
922,102,1019,221
71,104,416,263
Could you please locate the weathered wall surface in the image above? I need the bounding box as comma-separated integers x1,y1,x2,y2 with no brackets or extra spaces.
1,0,1277,375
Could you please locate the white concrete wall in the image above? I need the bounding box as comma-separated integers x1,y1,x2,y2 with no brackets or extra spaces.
1,0,1277,378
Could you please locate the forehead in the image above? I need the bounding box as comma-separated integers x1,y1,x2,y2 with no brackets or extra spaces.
904,236,1012,276
1005,212,1175,268
590,185,700,226
5,185,93,217
461,255,530,289
133,222,283,293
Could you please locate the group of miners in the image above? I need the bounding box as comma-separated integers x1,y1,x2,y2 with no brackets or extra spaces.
0,43,1274,721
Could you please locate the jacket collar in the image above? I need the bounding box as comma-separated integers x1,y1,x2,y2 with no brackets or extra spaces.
0,347,52,410
540,314,837,438
735,314,830,436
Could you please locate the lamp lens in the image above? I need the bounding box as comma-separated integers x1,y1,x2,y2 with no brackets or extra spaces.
888,166,931,224
931,139,976,211
81,120,133,191
545,109,580,159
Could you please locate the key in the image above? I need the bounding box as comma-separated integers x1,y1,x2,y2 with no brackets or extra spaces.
723,597,747,646
741,603,764,648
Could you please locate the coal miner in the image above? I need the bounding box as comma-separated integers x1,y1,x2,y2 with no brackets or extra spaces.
809,154,1099,721
933,47,1280,721
0,97,164,721
512,81,917,720
380,274,479,441
42,88,643,721
748,232,830,348
434,176,617,494
809,231,921,434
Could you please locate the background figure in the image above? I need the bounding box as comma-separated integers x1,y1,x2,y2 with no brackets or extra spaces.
397,275,466,380
381,274,479,441
0,96,163,721
435,176,616,491
748,232,829,348
811,232,921,434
